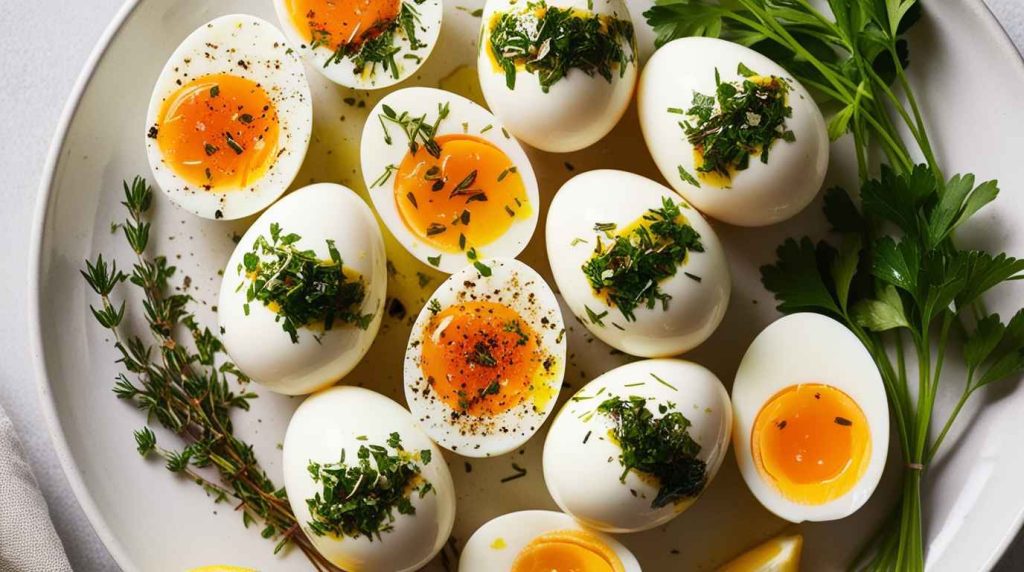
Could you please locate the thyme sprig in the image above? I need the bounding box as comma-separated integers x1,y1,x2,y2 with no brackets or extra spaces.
597,395,707,508
82,177,339,571
488,1,635,93
379,102,451,159
240,224,373,344
582,197,704,321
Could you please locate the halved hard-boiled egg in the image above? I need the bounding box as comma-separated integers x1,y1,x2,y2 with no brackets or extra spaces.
478,0,638,152
543,359,732,532
733,313,889,521
218,183,386,395
145,15,312,220
283,386,456,572
638,37,829,227
404,258,566,457
362,87,540,274
273,0,442,89
459,511,640,572
546,170,730,357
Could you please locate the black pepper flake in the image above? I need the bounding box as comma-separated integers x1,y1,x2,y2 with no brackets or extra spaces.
214,209,223,220
776,420,787,430
431,179,445,192
147,126,159,139
239,113,254,124
204,143,219,156
426,223,446,236
835,416,853,426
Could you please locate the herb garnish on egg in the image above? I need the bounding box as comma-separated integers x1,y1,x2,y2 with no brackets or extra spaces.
310,1,426,79
239,223,373,343
488,1,635,93
582,197,704,321
598,395,707,508
677,64,794,182
306,432,434,540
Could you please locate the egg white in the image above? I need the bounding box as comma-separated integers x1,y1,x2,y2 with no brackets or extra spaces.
477,0,638,153
361,87,540,274
218,183,386,395
272,0,443,90
283,386,456,572
543,359,732,532
638,37,829,227
732,313,890,522
404,258,566,457
459,510,641,571
546,169,731,357
144,14,312,220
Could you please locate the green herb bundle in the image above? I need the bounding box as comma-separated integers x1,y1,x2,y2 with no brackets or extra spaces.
598,395,707,508
82,178,338,571
646,1,1024,570
240,224,373,344
488,1,635,93
582,197,704,322
317,1,425,79
307,433,433,540
680,66,794,178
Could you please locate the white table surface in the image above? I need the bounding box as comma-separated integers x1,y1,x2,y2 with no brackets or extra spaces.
1,1,1022,570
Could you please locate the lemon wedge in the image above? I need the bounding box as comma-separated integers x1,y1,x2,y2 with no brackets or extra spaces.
188,566,257,572
717,534,803,572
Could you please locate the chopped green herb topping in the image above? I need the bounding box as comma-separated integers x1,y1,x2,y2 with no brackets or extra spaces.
306,433,433,540
379,102,451,159
240,223,373,343
488,1,635,93
682,66,794,179
315,2,426,80
598,396,706,508
582,198,704,321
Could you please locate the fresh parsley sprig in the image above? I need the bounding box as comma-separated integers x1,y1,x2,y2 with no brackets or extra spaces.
240,224,373,344
489,1,635,93
82,177,339,571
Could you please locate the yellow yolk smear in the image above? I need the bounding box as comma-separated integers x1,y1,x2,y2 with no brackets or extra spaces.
511,530,625,572
751,383,871,505
287,0,400,51
394,134,531,253
420,301,555,417
156,73,280,190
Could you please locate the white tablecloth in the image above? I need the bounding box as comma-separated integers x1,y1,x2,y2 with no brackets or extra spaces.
0,1,1021,570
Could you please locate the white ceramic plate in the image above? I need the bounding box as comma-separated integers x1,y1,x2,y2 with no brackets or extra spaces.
29,0,1024,570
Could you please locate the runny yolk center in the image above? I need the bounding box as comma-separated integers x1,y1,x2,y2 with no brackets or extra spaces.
287,0,401,50
420,301,554,417
394,134,531,253
511,530,625,572
155,73,280,190
751,383,871,505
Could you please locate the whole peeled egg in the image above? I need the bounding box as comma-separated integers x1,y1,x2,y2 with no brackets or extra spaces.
477,0,639,152
283,386,456,571
546,170,730,357
638,37,829,226
543,359,732,532
217,183,387,395
145,15,312,220
459,510,641,571
732,313,889,522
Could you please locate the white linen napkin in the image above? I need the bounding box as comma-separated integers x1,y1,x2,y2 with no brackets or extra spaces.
0,402,71,572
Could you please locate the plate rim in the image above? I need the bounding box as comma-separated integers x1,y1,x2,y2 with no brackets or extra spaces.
26,1,1024,570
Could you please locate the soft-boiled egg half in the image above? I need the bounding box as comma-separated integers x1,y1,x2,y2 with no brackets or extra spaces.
547,170,730,357
362,87,540,274
638,37,829,227
733,313,889,522
273,0,442,89
218,183,386,395
145,15,312,220
460,511,641,572
477,0,638,152
283,386,456,571
543,359,732,532
405,258,566,457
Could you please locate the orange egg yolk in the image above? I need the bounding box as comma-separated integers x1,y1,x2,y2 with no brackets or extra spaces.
286,0,400,50
751,383,871,505
420,301,554,417
155,73,279,190
394,134,531,253
511,530,625,572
